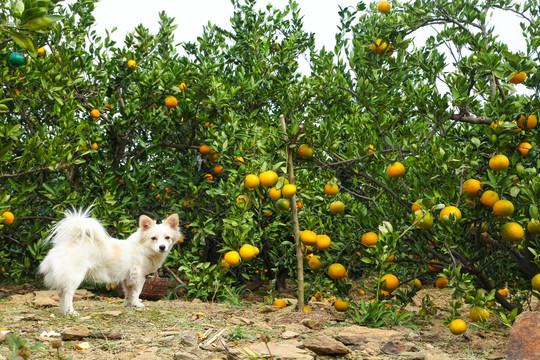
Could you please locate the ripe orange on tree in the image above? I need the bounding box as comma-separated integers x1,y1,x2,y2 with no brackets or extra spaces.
386,162,405,178
413,209,433,229
470,306,489,322
371,39,388,54
330,201,345,214
199,144,212,154
164,95,178,108
449,319,467,335
532,273,540,291
462,179,482,198
90,109,100,118
90,143,98,150
367,144,375,153
239,244,258,261
527,219,540,235
315,234,331,250
1,211,14,225
224,251,241,267
517,114,537,129
377,0,391,14
480,190,499,208
500,222,524,242
282,184,297,198
334,298,349,312
259,170,278,187
268,187,282,200
213,165,224,174
178,82,186,91
297,144,314,159
37,47,46,56
493,199,514,217
489,154,509,171
380,274,399,292
410,279,422,289
204,173,213,181
328,263,347,279
324,183,339,196
233,156,244,166
127,59,137,69
236,195,249,206
244,174,260,189
517,142,532,157
361,232,378,246
509,71,527,84
308,255,324,270
440,206,461,223
428,260,443,272
296,201,304,209
275,198,290,211
436,277,449,289
411,201,425,212
497,288,509,297
263,211,272,217
208,150,219,162
300,230,317,245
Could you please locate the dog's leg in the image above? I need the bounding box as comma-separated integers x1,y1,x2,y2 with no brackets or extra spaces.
58,286,79,316
123,278,145,308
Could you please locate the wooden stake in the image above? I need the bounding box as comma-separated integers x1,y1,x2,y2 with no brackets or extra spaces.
279,114,304,311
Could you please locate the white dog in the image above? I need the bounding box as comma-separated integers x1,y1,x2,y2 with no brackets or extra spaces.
39,208,180,315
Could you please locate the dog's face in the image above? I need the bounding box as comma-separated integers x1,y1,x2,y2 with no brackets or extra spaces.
139,214,180,254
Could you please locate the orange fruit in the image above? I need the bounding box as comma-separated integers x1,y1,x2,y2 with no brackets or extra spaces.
449,319,467,335
385,254,395,263
259,170,278,187
208,151,219,162
268,187,282,200
164,95,178,108
436,277,449,289
76,342,90,350
428,260,443,272
470,306,489,322
297,144,314,159
527,219,540,235
127,59,137,69
282,184,297,198
329,201,345,214
509,71,527,84
308,255,324,270
489,154,509,171
334,298,349,312
368,144,375,153
532,273,540,291
1,211,14,225
500,222,524,242
497,288,509,297
386,162,405,178
411,201,425,212
90,143,98,150
303,305,312,312
380,274,399,292
296,201,304,209
204,173,213,181
275,198,290,211
239,244,258,261
517,114,537,130
236,195,249,206
377,0,391,14
199,144,212,155
300,230,317,245
273,299,287,308
90,109,100,118
213,165,224,174
324,183,339,196
233,156,244,166
315,235,331,250
224,251,241,266
328,263,347,279
220,259,230,270
413,209,433,229
440,206,461,223
517,142,532,157
371,39,388,54
462,179,482,198
244,174,260,189
263,211,272,217
361,232,378,247
379,290,390,298
410,278,422,289
37,47,46,56
178,82,186,91
480,190,499,208
493,199,514,217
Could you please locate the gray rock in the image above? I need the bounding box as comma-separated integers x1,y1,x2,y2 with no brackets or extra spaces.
336,325,403,345
239,342,313,360
61,325,91,340
303,334,349,355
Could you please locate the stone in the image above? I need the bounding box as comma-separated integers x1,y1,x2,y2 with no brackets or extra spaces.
239,342,314,360
178,330,199,348
61,325,91,340
258,305,283,313
99,310,122,317
173,352,200,360
398,350,452,360
229,316,253,325
281,330,300,339
301,319,323,330
32,296,58,308
336,325,403,345
132,351,159,360
303,334,349,355
381,341,417,355
507,311,540,360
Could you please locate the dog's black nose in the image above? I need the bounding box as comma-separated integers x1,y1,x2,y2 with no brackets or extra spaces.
159,244,166,251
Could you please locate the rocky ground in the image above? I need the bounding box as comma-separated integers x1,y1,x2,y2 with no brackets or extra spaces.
0,283,522,360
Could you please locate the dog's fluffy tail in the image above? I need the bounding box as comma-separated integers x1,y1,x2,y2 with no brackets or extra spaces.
45,207,110,247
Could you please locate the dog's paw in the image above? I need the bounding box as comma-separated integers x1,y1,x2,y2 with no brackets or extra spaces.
64,310,80,317
134,302,145,308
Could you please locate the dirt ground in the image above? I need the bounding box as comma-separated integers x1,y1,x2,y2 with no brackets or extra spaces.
0,282,512,360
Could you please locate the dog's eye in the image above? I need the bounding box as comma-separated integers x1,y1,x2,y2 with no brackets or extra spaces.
165,236,170,240
151,236,157,241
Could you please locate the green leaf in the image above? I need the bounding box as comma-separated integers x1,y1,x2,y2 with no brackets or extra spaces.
5,30,37,57
21,15,55,31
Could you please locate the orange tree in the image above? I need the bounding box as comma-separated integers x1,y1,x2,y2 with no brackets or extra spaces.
1,0,539,319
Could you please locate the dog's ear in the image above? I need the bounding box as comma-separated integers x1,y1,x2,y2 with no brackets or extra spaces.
139,215,156,231
163,214,179,229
